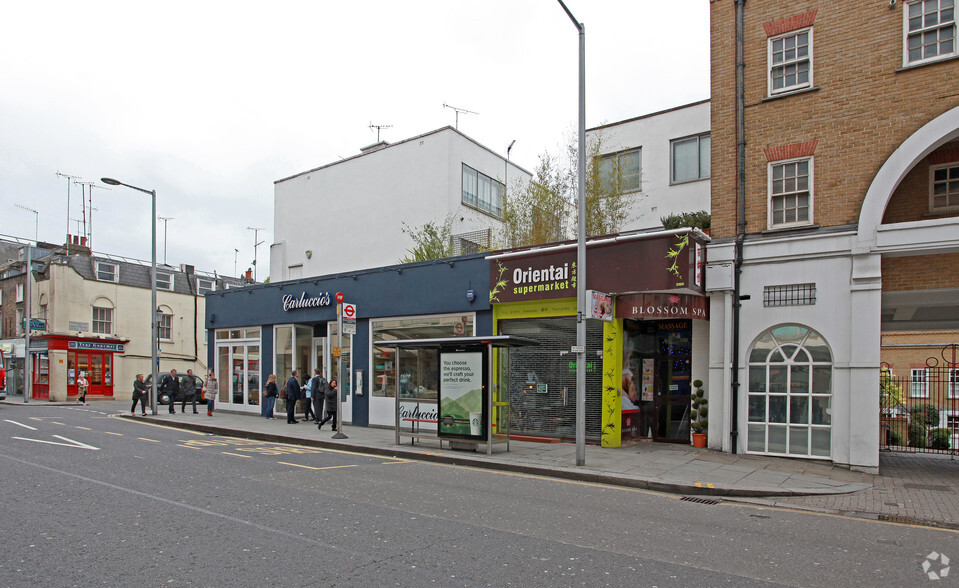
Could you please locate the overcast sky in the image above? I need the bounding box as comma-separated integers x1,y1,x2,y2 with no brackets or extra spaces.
0,0,709,280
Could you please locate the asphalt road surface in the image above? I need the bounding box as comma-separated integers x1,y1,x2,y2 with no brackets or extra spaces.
0,404,955,587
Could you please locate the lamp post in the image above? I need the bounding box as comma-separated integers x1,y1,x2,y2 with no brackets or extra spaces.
101,177,159,415
15,205,38,403
556,0,587,466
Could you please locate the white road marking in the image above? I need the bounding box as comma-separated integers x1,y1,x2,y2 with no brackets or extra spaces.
4,420,38,431
12,435,100,450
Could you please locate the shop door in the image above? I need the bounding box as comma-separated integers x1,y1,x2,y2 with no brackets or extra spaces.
653,322,692,442
223,344,261,407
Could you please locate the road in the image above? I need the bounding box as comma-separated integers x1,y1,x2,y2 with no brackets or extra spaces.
0,404,955,587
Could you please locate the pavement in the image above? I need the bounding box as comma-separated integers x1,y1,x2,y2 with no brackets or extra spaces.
6,397,959,529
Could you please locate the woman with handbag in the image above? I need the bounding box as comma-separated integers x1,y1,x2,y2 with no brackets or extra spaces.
203,371,218,416
263,374,278,419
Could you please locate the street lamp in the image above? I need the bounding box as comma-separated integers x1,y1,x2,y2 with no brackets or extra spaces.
556,0,587,466
101,177,159,416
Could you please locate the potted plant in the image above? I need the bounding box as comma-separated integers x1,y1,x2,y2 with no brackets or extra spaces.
690,379,708,448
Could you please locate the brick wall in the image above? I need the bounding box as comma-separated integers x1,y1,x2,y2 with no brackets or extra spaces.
882,253,959,292
711,1,959,239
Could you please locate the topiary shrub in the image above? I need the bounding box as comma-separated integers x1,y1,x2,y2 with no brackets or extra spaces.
690,379,708,434
908,422,929,448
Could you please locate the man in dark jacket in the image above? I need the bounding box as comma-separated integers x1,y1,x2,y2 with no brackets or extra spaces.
285,370,301,424
163,369,181,414
181,369,198,414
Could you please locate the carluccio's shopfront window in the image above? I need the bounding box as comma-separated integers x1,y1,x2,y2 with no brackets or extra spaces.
371,314,473,398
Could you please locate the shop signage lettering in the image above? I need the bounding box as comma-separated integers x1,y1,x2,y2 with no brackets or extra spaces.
616,293,709,321
68,341,125,352
399,401,438,432
489,232,706,304
282,291,332,311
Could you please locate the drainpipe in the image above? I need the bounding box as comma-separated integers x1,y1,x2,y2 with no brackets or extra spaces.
730,0,747,453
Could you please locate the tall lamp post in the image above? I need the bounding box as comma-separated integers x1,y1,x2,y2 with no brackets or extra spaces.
101,177,159,415
15,205,38,404
556,0,587,466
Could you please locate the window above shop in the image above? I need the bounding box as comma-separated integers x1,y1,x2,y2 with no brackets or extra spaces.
197,278,215,295
768,157,813,228
768,28,812,95
158,312,173,341
96,261,118,282
156,271,174,291
93,306,113,335
462,164,504,218
930,162,959,212
671,133,710,184
905,0,957,66
598,147,641,194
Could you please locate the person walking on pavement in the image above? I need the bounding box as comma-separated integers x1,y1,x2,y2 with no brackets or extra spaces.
181,369,198,414
318,379,338,431
311,370,329,423
203,371,218,416
263,374,278,419
303,370,317,422
132,373,148,416
163,368,181,414
76,371,89,404
285,370,301,424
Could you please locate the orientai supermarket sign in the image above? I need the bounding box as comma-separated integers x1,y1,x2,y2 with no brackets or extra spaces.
489,232,706,304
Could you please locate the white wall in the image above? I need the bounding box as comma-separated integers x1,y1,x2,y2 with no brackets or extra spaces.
271,128,531,280
588,100,711,233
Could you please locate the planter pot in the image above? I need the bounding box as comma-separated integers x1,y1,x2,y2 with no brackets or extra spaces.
691,432,707,448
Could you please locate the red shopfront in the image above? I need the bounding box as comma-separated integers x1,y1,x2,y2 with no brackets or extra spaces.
30,335,128,401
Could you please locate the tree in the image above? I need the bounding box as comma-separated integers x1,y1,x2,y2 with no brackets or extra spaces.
495,129,634,249
498,152,569,249
398,214,454,263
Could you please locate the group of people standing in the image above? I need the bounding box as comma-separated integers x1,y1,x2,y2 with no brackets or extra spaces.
262,369,338,430
130,369,218,416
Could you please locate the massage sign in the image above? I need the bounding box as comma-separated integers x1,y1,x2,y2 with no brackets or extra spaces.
489,232,706,305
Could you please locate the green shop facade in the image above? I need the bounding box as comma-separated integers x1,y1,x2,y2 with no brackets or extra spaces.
488,229,710,447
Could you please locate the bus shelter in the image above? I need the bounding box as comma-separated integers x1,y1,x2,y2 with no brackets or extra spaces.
379,335,539,454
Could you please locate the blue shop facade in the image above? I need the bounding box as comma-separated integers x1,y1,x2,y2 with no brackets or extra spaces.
204,254,492,427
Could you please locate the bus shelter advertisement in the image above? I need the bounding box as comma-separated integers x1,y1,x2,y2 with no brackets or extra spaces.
438,351,486,440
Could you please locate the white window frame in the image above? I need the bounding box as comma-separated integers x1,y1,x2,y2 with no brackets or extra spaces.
461,164,505,218
92,306,113,335
598,147,642,194
911,368,930,398
16,283,24,303
949,368,959,399
156,271,174,291
158,312,173,341
197,277,215,295
670,133,711,184
768,156,814,229
0,287,3,304
768,27,813,96
96,261,118,282
930,161,959,212
904,0,957,66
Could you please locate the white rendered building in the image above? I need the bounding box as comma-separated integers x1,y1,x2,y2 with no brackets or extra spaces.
270,127,532,281
587,100,711,233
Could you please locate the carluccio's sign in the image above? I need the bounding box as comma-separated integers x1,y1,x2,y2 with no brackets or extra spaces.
489,232,706,304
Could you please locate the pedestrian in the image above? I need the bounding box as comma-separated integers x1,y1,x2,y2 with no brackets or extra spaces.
76,371,88,404
318,379,338,431
203,371,218,416
181,369,198,414
303,369,318,422
131,373,148,416
163,368,181,414
263,374,278,419
285,370,301,424
312,370,329,423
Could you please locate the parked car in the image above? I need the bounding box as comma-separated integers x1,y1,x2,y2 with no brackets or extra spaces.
144,372,207,405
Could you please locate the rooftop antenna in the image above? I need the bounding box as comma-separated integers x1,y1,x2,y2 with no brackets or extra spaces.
74,181,109,249
247,226,266,282
443,103,479,130
158,216,175,264
56,171,81,255
369,122,393,142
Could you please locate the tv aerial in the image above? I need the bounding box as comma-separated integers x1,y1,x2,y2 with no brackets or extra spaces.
443,103,479,129
369,122,393,142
